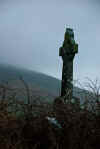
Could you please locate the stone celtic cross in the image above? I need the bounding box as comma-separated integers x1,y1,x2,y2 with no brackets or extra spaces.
59,28,78,100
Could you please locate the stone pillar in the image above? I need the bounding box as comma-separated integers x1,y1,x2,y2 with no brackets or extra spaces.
59,28,78,100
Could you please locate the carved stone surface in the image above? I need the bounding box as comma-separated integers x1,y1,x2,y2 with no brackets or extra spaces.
59,28,78,99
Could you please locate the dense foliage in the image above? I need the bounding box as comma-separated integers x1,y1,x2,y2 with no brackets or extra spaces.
0,79,100,149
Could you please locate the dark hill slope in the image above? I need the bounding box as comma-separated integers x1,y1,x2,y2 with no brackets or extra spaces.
0,64,61,97
0,64,86,103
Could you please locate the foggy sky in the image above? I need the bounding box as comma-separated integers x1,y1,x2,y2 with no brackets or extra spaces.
0,0,100,83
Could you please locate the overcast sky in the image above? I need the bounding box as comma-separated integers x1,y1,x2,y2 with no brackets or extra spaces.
0,0,100,83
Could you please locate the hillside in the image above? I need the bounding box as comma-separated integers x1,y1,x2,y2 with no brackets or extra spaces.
0,64,86,103
0,64,62,103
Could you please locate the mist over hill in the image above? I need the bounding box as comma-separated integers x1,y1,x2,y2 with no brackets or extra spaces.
0,64,85,103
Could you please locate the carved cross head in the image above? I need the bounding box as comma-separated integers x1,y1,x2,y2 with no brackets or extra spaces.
59,28,78,59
